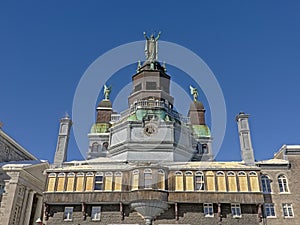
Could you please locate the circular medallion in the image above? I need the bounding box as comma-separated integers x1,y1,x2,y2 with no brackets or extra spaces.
144,123,158,136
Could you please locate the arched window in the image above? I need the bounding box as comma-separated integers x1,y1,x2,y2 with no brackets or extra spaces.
175,171,183,191
94,172,103,191
75,172,85,192
91,142,99,152
238,171,248,192
278,175,289,193
104,172,113,191
206,171,215,191
249,171,259,192
227,171,237,192
56,173,66,192
47,173,57,192
261,175,272,193
85,172,95,191
185,171,194,191
195,171,204,191
157,169,165,190
144,169,152,189
216,171,226,192
131,170,139,190
114,172,122,191
66,172,75,192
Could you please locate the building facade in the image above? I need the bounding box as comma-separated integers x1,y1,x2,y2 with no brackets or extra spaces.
0,127,49,225
43,34,299,225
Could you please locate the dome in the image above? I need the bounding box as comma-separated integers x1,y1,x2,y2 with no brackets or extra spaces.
189,100,205,111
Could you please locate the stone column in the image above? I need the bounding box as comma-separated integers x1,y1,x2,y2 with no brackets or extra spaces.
19,187,29,224
33,195,43,225
23,190,35,225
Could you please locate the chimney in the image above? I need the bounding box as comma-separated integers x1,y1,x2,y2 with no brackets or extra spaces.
236,112,255,165
53,114,72,168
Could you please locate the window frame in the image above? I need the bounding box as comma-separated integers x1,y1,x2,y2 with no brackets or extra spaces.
144,168,153,189
94,172,104,191
264,203,276,218
203,203,214,217
195,171,204,191
63,206,74,221
282,203,294,218
278,175,289,193
261,175,272,193
231,203,242,218
91,206,101,221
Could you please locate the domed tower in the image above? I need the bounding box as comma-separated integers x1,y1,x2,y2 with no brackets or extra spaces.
188,86,213,161
87,85,113,159
108,32,194,162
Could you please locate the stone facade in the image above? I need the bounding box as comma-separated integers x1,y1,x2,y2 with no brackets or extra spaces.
42,35,300,225
0,128,49,225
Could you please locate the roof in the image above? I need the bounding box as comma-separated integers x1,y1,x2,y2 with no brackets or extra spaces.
0,128,37,161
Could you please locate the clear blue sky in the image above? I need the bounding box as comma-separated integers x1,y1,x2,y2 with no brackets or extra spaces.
1,1,299,163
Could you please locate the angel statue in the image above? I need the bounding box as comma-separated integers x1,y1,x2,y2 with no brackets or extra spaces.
104,84,112,100
189,85,198,101
143,31,161,62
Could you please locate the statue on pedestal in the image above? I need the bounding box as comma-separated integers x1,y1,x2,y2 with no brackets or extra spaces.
143,31,161,62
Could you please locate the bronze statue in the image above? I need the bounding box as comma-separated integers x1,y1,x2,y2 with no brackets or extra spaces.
189,85,198,101
104,84,112,100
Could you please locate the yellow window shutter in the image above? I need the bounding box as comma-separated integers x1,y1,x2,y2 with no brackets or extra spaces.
105,172,113,191
249,172,259,192
132,170,139,190
228,176,237,192
238,172,248,192
206,171,215,191
157,173,165,190
114,175,122,191
85,175,94,191
217,176,226,191
56,173,66,192
66,176,75,192
185,172,194,191
47,176,56,192
76,176,84,191
175,172,183,191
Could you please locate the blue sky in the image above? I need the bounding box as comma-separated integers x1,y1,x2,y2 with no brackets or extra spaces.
0,1,299,163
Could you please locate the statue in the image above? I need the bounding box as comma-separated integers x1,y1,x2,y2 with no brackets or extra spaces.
143,31,161,62
189,85,198,101
104,84,112,100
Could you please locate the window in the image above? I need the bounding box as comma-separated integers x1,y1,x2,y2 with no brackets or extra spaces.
204,203,214,217
47,173,57,192
157,169,165,190
132,170,139,190
134,83,142,92
94,172,103,191
0,183,5,194
57,172,66,192
185,171,194,191
195,171,204,191
144,169,152,189
249,171,259,192
264,203,276,217
282,203,294,218
86,172,94,191
206,171,215,191
91,206,101,221
227,172,237,192
216,171,226,192
278,175,289,193
238,171,248,192
146,81,156,90
75,172,85,192
175,171,183,191
231,204,241,218
66,173,75,192
91,142,99,152
261,175,272,193
63,207,73,221
105,172,113,191
114,172,123,191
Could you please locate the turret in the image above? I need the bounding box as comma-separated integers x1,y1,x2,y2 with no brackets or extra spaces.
53,114,72,168
236,112,255,165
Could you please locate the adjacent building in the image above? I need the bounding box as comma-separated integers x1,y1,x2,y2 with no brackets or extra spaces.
0,127,49,225
43,34,299,225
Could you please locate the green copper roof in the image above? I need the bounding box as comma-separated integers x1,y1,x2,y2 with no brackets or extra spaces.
127,113,138,121
191,125,211,137
90,123,110,133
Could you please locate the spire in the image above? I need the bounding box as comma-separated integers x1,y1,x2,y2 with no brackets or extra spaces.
236,112,255,165
53,114,72,168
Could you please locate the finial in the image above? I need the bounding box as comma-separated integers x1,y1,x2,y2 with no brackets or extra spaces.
64,112,70,119
189,85,198,101
162,61,167,72
104,84,112,100
143,31,161,62
137,60,141,72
